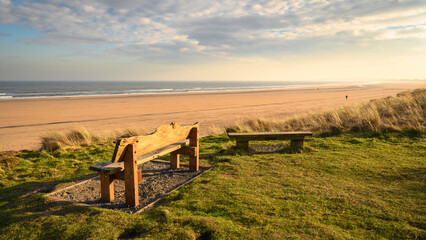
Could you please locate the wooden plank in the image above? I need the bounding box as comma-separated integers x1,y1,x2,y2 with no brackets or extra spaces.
112,170,142,183
228,132,312,141
290,139,304,148
228,131,313,137
232,135,306,141
189,126,199,171
173,146,197,156
236,140,249,149
89,140,189,174
136,140,188,165
112,122,198,162
100,172,114,202
124,144,139,207
170,152,179,169
90,161,120,174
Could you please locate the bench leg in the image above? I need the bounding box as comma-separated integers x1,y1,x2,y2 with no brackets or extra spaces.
189,155,198,171
189,126,199,171
100,173,114,202
170,152,180,169
290,139,304,148
124,143,139,207
236,140,249,149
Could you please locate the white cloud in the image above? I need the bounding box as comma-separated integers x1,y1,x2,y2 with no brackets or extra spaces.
1,0,425,61
0,0,16,24
374,25,426,40
83,5,96,13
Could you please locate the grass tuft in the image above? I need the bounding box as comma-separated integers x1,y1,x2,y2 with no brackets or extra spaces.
119,128,146,138
40,128,146,151
41,129,104,151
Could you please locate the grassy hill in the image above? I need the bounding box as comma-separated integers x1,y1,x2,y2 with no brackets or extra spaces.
0,90,425,239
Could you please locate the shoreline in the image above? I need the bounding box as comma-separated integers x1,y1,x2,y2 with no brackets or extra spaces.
0,82,382,102
0,80,407,101
0,81,424,151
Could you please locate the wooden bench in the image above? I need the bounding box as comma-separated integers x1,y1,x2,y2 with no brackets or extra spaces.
227,132,313,149
89,122,199,207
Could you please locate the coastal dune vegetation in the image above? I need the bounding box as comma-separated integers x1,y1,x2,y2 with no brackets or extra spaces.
227,88,425,135
0,89,424,239
40,128,147,152
40,88,425,152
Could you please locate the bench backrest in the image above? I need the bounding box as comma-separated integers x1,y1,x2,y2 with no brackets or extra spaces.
111,122,199,163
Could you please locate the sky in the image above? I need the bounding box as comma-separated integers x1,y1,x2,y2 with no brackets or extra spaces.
0,0,425,81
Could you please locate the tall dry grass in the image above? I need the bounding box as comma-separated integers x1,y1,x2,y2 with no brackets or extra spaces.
227,88,426,134
40,127,146,151
41,128,101,151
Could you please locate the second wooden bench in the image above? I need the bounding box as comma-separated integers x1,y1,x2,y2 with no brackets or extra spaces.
228,132,313,149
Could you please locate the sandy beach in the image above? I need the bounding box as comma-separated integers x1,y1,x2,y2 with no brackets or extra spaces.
0,81,424,151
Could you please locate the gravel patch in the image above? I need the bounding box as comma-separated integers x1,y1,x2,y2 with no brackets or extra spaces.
251,144,285,152
49,160,210,213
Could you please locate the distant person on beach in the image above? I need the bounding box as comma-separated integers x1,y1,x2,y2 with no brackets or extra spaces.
346,95,348,100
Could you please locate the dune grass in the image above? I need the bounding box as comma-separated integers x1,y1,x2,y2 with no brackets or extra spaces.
0,132,425,239
40,127,146,152
227,88,425,135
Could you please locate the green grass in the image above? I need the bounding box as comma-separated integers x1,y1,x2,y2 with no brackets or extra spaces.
0,133,425,239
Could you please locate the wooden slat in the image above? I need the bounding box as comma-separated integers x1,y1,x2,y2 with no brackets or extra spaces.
170,152,179,169
90,161,122,175
228,131,313,137
89,140,189,174
173,146,197,156
228,132,312,141
290,139,304,147
136,140,188,165
124,144,139,207
100,173,114,202
112,170,142,183
111,122,198,162
236,140,249,149
189,126,199,171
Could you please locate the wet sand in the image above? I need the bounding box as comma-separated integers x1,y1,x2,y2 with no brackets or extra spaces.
0,81,424,151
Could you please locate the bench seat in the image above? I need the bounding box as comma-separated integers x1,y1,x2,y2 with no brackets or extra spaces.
228,132,312,140
228,131,312,149
90,140,189,175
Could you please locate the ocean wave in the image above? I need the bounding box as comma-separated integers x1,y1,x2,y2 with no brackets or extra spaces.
0,81,339,100
127,88,174,92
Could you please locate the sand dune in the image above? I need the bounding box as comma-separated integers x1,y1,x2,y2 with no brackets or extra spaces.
0,82,424,151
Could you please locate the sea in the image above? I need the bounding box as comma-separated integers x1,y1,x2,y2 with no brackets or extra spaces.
0,80,340,99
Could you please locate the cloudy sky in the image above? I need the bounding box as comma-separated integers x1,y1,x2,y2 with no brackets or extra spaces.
0,0,425,81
